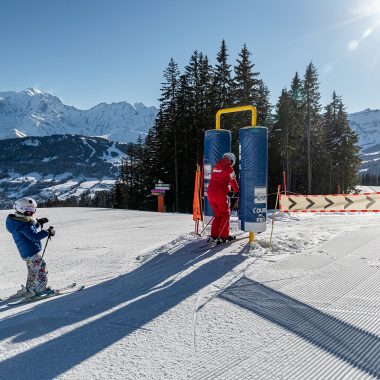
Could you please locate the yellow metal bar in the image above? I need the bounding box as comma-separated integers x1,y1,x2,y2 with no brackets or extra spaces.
249,231,255,244
215,105,257,129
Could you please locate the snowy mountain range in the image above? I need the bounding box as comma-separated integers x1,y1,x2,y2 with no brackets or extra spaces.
0,134,131,208
0,88,158,143
347,109,380,175
0,88,379,206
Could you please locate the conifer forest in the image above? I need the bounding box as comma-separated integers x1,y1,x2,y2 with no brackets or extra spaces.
110,40,361,212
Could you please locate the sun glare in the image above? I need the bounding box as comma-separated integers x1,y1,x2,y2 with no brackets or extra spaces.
349,0,380,17
348,0,380,29
343,0,380,60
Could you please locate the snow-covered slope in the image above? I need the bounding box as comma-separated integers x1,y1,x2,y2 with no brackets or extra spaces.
348,109,380,151
348,109,380,175
0,209,379,379
0,88,158,143
0,134,131,207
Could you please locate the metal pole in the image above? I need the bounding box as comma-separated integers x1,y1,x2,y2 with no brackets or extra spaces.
41,236,51,260
215,105,257,130
269,185,281,249
197,216,215,237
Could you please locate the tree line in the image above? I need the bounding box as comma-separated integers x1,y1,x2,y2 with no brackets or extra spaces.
359,173,380,186
49,40,360,211
112,40,360,212
269,66,360,197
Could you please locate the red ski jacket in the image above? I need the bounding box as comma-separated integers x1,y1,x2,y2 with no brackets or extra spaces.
208,157,239,195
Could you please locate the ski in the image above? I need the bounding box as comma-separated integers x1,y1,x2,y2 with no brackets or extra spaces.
193,234,248,253
6,283,84,306
0,293,25,304
0,285,45,304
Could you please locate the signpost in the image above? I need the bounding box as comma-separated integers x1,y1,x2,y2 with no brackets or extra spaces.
155,183,171,190
151,189,165,195
151,181,171,212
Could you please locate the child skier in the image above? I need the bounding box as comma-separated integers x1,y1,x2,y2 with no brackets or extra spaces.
5,197,55,297
207,152,239,242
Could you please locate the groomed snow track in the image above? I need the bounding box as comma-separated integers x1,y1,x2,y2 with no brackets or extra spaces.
192,226,380,379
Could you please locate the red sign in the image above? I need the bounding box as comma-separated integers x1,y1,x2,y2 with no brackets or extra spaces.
151,189,165,195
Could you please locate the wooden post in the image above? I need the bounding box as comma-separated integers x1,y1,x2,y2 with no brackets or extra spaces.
157,195,165,212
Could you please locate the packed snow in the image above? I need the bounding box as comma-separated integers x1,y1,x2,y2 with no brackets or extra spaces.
0,207,379,379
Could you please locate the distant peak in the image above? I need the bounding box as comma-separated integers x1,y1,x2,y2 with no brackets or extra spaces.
25,88,43,96
349,108,380,116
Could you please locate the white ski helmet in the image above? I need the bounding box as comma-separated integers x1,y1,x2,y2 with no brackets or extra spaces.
223,152,236,166
14,197,37,216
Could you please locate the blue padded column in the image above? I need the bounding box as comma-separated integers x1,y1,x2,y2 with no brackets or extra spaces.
238,126,268,233
203,129,231,223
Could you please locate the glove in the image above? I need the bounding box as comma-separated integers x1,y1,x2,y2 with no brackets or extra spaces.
37,218,49,227
47,226,56,237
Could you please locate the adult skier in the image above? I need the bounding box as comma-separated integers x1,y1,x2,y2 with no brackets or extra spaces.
207,152,239,242
5,197,55,297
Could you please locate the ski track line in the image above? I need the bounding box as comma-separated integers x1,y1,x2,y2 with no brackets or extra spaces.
193,226,380,379
192,328,292,380
195,296,378,380
301,247,380,309
223,282,376,378
250,228,380,310
192,249,266,355
219,287,380,375
193,339,277,380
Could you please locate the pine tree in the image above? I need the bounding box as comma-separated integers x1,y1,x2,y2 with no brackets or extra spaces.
288,72,305,191
175,74,193,212
151,59,181,211
233,44,260,107
323,92,360,193
269,89,292,195
303,62,322,193
212,39,233,126
112,158,128,208
256,79,271,126
229,45,261,163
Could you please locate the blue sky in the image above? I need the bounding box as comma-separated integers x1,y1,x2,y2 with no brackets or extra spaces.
0,0,379,112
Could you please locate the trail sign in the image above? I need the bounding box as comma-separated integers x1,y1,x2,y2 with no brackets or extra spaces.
155,183,171,190
151,189,165,195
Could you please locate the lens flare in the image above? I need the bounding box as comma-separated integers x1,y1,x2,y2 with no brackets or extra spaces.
362,28,372,38
348,40,359,50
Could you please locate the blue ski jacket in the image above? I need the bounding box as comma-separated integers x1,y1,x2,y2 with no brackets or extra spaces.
5,214,49,259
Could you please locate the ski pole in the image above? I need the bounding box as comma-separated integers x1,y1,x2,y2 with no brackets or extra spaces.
41,235,51,260
197,216,215,237
216,194,239,240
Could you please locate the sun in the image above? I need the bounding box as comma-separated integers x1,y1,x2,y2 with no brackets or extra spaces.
338,1,380,52
349,0,380,23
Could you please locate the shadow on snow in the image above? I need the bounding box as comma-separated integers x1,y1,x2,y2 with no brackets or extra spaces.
220,277,380,378
0,239,247,378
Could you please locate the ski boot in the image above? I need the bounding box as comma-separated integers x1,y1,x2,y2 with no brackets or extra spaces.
35,287,56,297
207,236,219,243
217,235,236,245
15,285,36,298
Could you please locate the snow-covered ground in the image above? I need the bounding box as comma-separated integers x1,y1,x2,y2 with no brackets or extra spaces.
0,207,379,379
